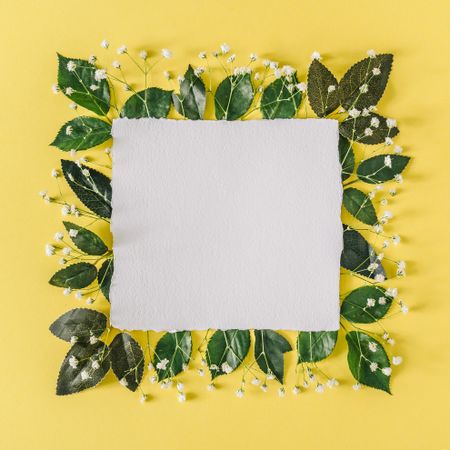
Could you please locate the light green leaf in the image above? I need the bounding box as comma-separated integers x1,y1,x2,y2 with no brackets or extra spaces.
307,60,339,117
57,54,110,116
339,113,399,145
120,87,172,118
341,225,386,280
261,74,301,119
339,54,393,110
172,65,206,120
98,258,113,301
254,330,292,384
215,73,254,120
61,159,112,218
49,262,97,289
357,154,410,184
110,333,144,392
49,308,107,343
153,332,192,381
343,188,378,225
51,117,111,152
297,331,338,363
341,286,393,323
346,331,391,393
206,330,250,380
339,136,355,181
56,341,110,395
63,221,108,255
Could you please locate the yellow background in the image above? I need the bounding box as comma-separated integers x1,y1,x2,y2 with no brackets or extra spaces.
1,1,449,449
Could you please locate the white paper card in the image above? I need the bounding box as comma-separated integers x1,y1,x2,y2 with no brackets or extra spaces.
110,118,342,331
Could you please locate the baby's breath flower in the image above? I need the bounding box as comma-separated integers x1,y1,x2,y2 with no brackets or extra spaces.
348,108,361,118
176,382,184,392
94,69,107,81
69,102,77,110
370,117,380,128
235,388,245,398
364,128,373,136
251,377,260,386
368,342,378,352
52,84,59,94
385,137,394,146
80,370,90,381
90,84,99,91
352,383,361,391
392,356,402,365
367,49,376,58
139,50,148,60
327,85,336,93
63,287,71,296
86,297,95,305
197,368,205,376
178,392,186,402
112,60,121,69
249,53,257,61
67,60,76,72
88,55,97,64
150,375,157,383
69,355,78,368
156,358,169,370
366,298,376,307
161,48,172,59
227,54,236,63
100,40,109,49
117,45,127,55
386,118,397,128
278,387,286,397
369,362,378,372
92,360,100,370
254,72,260,81
207,383,216,391
372,67,381,76
394,145,403,154
62,247,71,256
75,291,82,299
70,336,78,344
163,70,171,80
260,383,268,392
292,385,300,395
68,228,78,238
374,274,385,282
327,378,339,388
381,367,392,376
315,384,324,393
119,377,128,387
394,174,403,183
89,335,98,345
262,59,270,68
51,169,60,178
311,51,321,60
194,67,205,77
198,51,207,59
274,69,281,79
65,125,73,136
54,231,63,241
359,84,369,94
45,244,55,256
386,287,398,298
269,61,278,69
392,235,401,245
220,43,230,55
384,155,392,168
296,82,307,92
140,394,147,403
281,65,295,76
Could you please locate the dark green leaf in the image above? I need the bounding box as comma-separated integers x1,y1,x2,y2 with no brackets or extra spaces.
307,60,339,117
341,225,386,280
254,330,292,384
120,87,172,118
57,54,110,116
339,54,393,110
51,117,111,152
110,333,144,392
339,136,355,181
341,286,393,323
61,159,112,218
215,73,254,120
49,308,107,343
56,342,110,395
261,74,301,119
343,188,378,225
63,221,108,255
357,154,410,184
98,258,113,301
49,262,97,289
346,331,391,393
172,65,206,120
206,330,250,380
297,331,338,363
339,113,399,145
153,332,192,381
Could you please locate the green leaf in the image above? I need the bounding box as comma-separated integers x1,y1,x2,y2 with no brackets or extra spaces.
49,308,107,343
61,159,112,218
56,341,110,395
254,330,292,384
341,286,393,323
339,54,393,111
339,113,399,145
120,87,172,118
297,331,338,363
343,188,378,225
339,136,355,181
153,332,192,381
205,330,250,380
346,331,391,393
261,74,301,119
63,221,108,255
49,262,97,289
57,54,110,116
110,333,144,392
98,258,113,301
307,60,339,117
51,117,111,152
357,154,410,184
172,65,206,120
215,73,254,120
341,225,386,280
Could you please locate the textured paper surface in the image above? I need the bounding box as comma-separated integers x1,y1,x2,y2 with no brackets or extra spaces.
110,118,342,331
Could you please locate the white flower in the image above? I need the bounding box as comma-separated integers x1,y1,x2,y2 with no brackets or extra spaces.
61,205,70,216
392,235,401,245
382,210,393,220
51,169,60,179
385,137,393,146
369,362,378,372
62,247,71,256
39,190,48,198
220,43,230,54
139,50,148,60
296,82,307,92
260,384,268,392
88,55,96,64
227,53,236,63
140,394,147,403
197,368,205,377
262,59,270,67
366,298,376,307
163,70,171,80
401,303,409,314
150,375,157,383
368,342,378,352
397,260,406,271
86,297,94,305
156,358,169,370
70,335,78,344
100,40,109,49
372,67,381,76
254,72,260,81
94,69,107,82
82,169,90,177
112,60,121,69
388,338,395,346
348,108,361,118
373,223,383,234
160,380,171,389
394,174,403,183
384,155,392,168
359,84,369,93
75,291,82,299
90,84,99,91
382,367,392,376
176,382,184,392
392,356,402,365
104,147,111,154
368,263,378,271
45,244,55,256
198,51,207,59
327,378,339,388
194,67,205,77
269,61,278,69
119,377,128,387
207,383,216,391
364,128,373,136
281,65,295,76
117,45,127,55
302,381,309,388
378,296,387,305
352,383,361,391
89,335,98,345
386,287,398,298
63,288,71,296
380,198,388,206
274,69,281,79
315,384,324,393
370,117,380,128
250,53,258,61
68,228,78,238
287,84,294,93
311,51,321,60
278,387,286,397
67,61,76,72
235,388,244,398
292,386,300,395
327,85,336,93
69,356,78,368
367,49,376,58
368,191,375,200
80,370,90,381
386,118,397,128
161,48,172,59
65,87,74,96
368,105,377,112
178,392,186,402
221,362,233,374
54,232,64,242
91,360,100,370
209,364,218,371
65,125,73,135
52,84,59,94
251,377,260,386
382,240,390,248
267,372,275,381
394,145,403,154
374,274,385,282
